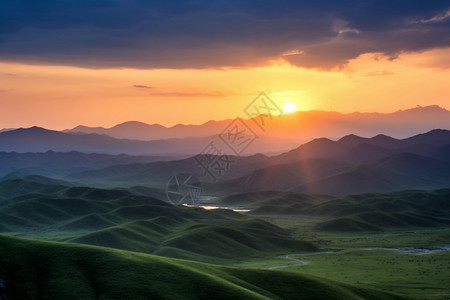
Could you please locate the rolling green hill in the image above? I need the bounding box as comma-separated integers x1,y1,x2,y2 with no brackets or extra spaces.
306,189,450,229
219,191,332,214
231,189,450,232
0,235,407,300
0,179,316,262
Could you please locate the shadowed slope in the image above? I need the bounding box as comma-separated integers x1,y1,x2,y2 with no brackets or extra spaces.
0,235,407,300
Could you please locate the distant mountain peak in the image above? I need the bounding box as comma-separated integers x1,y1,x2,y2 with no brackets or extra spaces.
338,134,367,146
17,126,50,132
308,137,336,144
71,125,106,131
293,137,340,151
113,121,167,129
396,105,449,114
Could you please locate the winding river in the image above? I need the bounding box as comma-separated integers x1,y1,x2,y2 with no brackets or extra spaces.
268,244,450,270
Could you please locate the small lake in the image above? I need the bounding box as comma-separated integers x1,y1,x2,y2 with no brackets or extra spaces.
182,196,252,212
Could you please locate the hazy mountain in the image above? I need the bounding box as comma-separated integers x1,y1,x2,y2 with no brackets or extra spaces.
65,120,229,140
0,127,216,155
293,164,439,196
3,106,450,156
63,105,450,143
65,154,268,188
431,144,450,162
375,153,450,182
210,159,350,194
0,126,299,156
0,128,15,133
338,129,450,149
339,134,403,148
336,143,396,164
0,150,172,177
272,138,349,164
2,128,449,196
208,129,450,195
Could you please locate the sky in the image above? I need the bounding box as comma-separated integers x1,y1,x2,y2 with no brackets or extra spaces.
0,0,449,129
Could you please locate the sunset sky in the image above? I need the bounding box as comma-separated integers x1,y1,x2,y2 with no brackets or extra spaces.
0,1,449,130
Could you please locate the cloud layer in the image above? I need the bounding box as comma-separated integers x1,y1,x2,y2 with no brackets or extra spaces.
0,0,449,69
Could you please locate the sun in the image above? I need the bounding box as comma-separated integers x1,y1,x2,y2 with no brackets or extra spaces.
283,102,297,114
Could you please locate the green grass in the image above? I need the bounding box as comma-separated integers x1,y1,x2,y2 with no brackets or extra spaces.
64,217,316,263
0,179,317,263
217,191,331,209
254,214,450,249
229,189,450,231
239,213,450,299
1,179,449,299
236,249,450,300
0,235,408,300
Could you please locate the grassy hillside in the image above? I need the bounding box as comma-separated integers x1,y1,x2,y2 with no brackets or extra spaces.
65,217,316,262
308,189,450,231
0,179,316,262
221,189,450,232
170,186,450,236
218,191,332,214
0,235,407,300
238,248,450,300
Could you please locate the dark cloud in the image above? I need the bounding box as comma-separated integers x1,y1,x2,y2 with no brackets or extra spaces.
133,84,152,89
0,0,449,69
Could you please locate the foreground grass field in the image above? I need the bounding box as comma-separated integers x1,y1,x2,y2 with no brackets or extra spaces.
1,179,448,299
234,214,450,300
236,249,450,300
0,235,407,300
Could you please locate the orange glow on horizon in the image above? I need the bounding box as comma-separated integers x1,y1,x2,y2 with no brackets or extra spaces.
0,48,449,130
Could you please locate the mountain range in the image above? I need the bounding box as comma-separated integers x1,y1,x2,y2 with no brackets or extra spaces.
61,105,450,141
212,129,450,195
1,128,447,196
1,105,449,157
1,111,449,299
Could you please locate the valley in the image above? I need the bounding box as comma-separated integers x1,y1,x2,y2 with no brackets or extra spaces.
0,128,449,299
2,3,449,298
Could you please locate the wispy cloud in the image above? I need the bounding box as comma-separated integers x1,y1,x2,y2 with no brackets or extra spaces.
270,90,304,97
133,84,152,89
412,9,450,24
150,91,227,97
281,50,304,56
364,70,394,77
